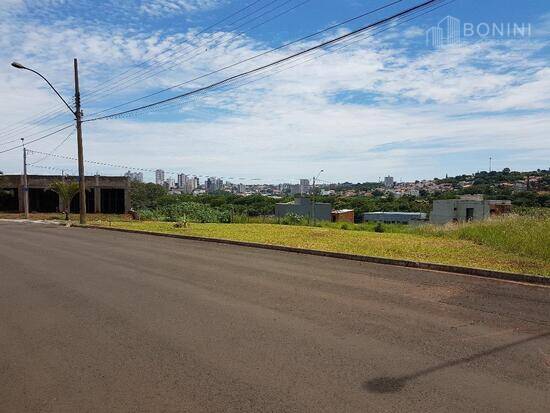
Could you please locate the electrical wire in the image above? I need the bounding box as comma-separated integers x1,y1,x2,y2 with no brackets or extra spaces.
28,128,75,165
80,0,295,104
0,0,281,139
0,124,74,155
84,0,445,122
85,0,405,119
121,0,450,118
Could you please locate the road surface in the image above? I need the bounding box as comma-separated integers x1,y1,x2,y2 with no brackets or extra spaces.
1,221,549,412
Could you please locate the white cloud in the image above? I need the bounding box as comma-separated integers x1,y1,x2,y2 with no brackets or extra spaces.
139,0,226,17
0,5,549,182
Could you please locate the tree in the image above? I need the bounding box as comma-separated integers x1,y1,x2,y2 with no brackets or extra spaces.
130,182,167,210
48,180,79,220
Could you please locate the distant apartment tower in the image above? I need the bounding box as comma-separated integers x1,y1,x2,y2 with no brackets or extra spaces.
178,173,198,194
384,176,394,188
124,170,143,182
206,177,223,193
155,169,165,185
299,179,310,195
177,173,188,189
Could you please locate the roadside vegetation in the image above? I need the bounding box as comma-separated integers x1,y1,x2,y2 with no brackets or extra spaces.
2,207,548,276
85,219,550,276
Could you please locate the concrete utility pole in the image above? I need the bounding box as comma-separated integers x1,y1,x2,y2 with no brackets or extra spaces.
74,58,86,225
11,59,87,225
21,138,29,219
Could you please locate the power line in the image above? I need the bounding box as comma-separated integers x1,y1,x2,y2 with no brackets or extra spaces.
28,128,75,165
85,0,405,120
24,149,265,182
137,0,449,118
80,0,293,104
84,0,444,123
128,0,452,117
80,0,268,100
0,124,74,155
0,0,277,138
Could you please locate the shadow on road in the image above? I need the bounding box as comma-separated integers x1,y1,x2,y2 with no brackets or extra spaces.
363,332,550,394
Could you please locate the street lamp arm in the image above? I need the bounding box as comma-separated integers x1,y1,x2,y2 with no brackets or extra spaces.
12,63,75,115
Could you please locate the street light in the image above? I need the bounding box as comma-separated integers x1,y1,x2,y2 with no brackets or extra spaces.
11,60,87,224
311,169,324,225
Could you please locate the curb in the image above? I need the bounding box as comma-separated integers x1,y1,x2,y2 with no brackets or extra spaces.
78,224,550,286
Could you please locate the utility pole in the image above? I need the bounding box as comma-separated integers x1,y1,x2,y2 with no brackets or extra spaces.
489,157,492,173
21,138,29,219
74,58,86,225
311,176,316,226
11,59,87,224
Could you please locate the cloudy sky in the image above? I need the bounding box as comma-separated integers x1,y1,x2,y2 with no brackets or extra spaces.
0,0,548,183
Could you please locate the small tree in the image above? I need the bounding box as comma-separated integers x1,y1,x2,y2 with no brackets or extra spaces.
48,180,79,220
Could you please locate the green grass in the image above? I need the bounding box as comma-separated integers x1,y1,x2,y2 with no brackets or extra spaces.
89,219,550,276
3,211,548,276
410,214,550,263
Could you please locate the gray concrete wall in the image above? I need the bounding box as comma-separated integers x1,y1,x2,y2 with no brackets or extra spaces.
363,212,427,224
431,200,490,225
275,198,332,221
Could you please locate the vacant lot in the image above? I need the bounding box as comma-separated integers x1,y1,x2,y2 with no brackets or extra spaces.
90,220,550,276
3,212,548,276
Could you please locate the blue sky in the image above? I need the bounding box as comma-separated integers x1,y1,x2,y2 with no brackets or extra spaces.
0,0,548,183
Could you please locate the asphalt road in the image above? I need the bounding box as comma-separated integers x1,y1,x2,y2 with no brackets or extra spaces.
1,221,549,412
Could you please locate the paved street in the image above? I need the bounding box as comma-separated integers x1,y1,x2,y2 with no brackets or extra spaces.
1,221,549,412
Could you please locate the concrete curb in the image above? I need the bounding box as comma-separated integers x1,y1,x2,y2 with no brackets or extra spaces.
79,224,550,286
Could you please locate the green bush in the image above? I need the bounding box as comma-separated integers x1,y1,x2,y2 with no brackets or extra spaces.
280,213,307,225
374,222,385,233
138,202,226,223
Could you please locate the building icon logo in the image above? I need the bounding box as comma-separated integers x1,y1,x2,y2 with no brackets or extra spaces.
427,15,461,48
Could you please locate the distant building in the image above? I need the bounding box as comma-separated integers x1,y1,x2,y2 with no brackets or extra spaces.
363,212,427,225
124,170,143,182
384,176,394,188
332,209,355,223
177,173,188,189
206,177,223,193
177,173,198,194
299,179,310,195
288,184,301,195
164,177,175,190
430,198,512,225
275,197,332,221
155,169,165,185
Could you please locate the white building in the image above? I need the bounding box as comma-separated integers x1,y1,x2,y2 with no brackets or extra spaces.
155,169,165,186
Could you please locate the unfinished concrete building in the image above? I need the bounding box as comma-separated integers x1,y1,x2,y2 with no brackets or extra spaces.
430,198,512,225
0,175,131,214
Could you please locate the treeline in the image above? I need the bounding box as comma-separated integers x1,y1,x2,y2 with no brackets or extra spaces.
434,168,549,189
130,182,289,222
